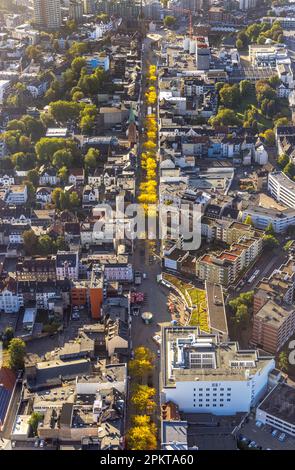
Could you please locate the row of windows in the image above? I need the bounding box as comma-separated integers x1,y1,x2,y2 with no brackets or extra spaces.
193,387,232,392
194,393,231,397
193,404,225,408
194,399,231,402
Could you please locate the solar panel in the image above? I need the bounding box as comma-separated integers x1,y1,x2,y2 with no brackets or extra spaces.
0,386,11,423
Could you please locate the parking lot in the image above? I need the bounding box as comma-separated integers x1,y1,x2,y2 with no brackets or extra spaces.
237,415,295,450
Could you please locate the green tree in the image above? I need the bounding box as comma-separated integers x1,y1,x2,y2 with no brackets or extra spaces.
52,149,73,169
236,38,244,49
263,234,279,249
84,148,100,169
283,162,295,179
38,235,54,255
2,326,14,348
219,84,240,108
58,165,69,183
49,100,81,123
244,215,253,226
278,153,289,169
164,16,176,28
260,129,275,147
51,187,64,209
235,304,249,327
8,338,26,370
69,191,80,209
26,45,42,61
265,222,275,235
239,80,253,97
23,229,38,255
55,236,67,251
71,56,87,76
209,108,241,127
68,41,88,57
29,412,43,436
278,351,289,372
27,169,39,187
275,117,289,127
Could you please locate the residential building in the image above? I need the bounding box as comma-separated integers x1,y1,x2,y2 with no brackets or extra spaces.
196,235,263,287
239,0,257,10
89,267,103,319
268,171,295,209
252,299,295,354
56,251,79,280
33,0,62,30
5,185,28,205
83,0,96,14
0,278,23,313
69,0,83,22
160,326,275,415
103,263,133,282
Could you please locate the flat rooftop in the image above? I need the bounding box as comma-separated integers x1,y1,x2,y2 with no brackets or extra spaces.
258,383,295,426
255,299,295,327
205,282,228,336
161,326,274,387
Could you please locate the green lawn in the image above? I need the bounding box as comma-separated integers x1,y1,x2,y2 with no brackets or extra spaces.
163,273,209,332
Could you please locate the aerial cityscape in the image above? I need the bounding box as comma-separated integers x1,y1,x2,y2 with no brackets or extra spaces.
0,0,294,454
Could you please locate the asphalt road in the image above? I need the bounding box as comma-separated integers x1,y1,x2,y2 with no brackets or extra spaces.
237,247,288,294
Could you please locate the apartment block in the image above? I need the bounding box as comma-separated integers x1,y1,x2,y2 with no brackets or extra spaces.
196,235,263,287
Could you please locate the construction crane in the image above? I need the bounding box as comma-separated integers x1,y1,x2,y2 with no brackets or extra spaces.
169,6,194,38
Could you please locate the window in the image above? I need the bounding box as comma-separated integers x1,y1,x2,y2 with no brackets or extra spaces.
206,399,210,402
213,399,216,402
227,399,231,402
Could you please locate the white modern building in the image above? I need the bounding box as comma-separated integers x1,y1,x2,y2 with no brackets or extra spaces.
256,383,295,437
268,171,295,209
240,206,295,233
160,326,275,416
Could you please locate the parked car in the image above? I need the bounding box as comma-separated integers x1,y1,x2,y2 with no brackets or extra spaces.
248,440,257,448
278,433,286,442
271,429,278,437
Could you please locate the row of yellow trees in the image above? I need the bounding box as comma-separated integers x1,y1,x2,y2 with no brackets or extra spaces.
126,347,158,450
138,65,158,212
